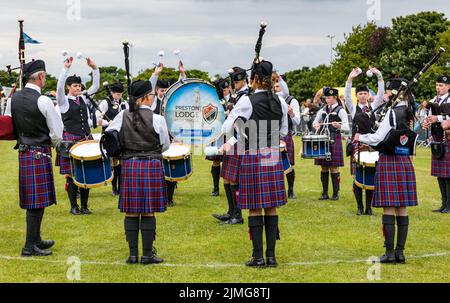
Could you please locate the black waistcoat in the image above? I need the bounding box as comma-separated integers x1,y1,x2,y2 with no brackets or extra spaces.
62,96,91,136
352,104,375,135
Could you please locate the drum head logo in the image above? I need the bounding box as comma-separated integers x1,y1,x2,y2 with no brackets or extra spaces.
202,103,218,124
400,135,408,146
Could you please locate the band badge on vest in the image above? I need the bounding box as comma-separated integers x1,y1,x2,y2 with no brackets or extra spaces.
202,103,218,124
400,134,408,146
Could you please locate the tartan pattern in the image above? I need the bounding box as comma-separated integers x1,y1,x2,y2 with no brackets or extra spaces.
282,131,295,165
18,147,56,209
431,140,450,178
57,132,93,175
119,159,168,213
372,154,418,208
314,133,344,167
350,142,358,175
238,147,287,210
220,145,240,183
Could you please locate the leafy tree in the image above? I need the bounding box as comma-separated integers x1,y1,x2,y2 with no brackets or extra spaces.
85,66,128,100
284,64,331,102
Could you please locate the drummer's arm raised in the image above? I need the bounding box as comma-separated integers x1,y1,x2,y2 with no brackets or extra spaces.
56,67,70,113
359,109,394,146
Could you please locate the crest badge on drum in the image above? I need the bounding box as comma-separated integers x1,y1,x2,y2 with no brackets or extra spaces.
202,103,218,124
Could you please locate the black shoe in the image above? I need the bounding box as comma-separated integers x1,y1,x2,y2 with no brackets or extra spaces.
357,208,363,216
365,208,373,216
37,240,55,250
126,256,139,264
168,200,175,207
395,251,406,264
220,217,244,225
245,257,265,268
80,208,92,215
112,190,119,196
21,245,52,257
330,194,339,201
319,195,329,200
212,214,231,221
432,207,445,213
141,255,164,265
288,192,297,199
211,188,219,197
70,206,81,215
379,254,396,264
441,207,450,214
266,257,278,267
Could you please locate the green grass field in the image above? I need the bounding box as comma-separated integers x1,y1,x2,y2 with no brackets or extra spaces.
0,136,449,283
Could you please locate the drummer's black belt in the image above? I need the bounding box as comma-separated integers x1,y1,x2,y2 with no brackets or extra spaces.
122,150,162,160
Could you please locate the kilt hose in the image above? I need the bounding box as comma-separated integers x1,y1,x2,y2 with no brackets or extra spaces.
282,131,295,165
431,140,450,178
57,132,93,175
19,146,57,209
315,133,344,167
220,144,240,183
238,147,287,210
119,158,168,213
372,154,418,208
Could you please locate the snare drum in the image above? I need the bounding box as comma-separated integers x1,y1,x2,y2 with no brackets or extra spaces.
162,144,193,182
280,141,293,174
70,140,113,188
354,151,379,190
301,134,331,159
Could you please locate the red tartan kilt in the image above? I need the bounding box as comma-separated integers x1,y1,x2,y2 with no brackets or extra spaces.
315,133,344,167
372,154,418,208
57,132,93,175
19,147,57,209
238,147,287,210
431,141,450,178
282,132,295,165
119,159,168,213
220,145,240,183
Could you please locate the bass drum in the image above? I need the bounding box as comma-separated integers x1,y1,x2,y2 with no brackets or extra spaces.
161,79,225,146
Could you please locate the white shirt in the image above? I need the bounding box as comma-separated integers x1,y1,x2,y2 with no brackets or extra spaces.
222,89,289,138
9,83,63,146
278,94,300,127
149,72,187,94
313,102,350,132
428,93,450,122
277,77,290,99
359,101,408,146
344,80,385,119
56,67,100,127
106,105,170,152
95,99,128,127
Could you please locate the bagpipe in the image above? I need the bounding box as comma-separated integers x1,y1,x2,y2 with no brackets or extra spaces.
371,47,445,156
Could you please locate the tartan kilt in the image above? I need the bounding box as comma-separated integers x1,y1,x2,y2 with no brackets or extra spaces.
282,131,295,165
57,132,93,175
315,133,344,167
372,154,418,208
238,147,287,210
18,147,57,209
350,142,359,175
431,140,450,178
119,159,168,213
220,145,240,183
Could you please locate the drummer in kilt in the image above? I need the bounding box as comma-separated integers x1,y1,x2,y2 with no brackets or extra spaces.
422,75,450,214
345,67,385,215
56,56,99,215
106,80,170,264
221,60,288,267
273,73,300,199
354,88,418,264
313,87,350,200
10,59,64,256
214,67,249,225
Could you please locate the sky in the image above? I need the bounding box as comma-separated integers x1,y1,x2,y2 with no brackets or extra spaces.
0,0,449,80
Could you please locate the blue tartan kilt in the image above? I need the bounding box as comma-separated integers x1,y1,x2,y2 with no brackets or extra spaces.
220,145,240,183
118,158,168,213
372,154,418,208
238,147,287,210
282,131,295,165
431,140,450,178
18,146,57,209
315,133,344,167
57,132,93,175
